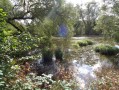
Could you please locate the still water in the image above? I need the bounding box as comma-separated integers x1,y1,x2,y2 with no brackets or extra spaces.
66,37,119,90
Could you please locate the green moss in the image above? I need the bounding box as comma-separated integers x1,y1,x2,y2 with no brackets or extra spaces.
94,44,119,55
77,39,93,47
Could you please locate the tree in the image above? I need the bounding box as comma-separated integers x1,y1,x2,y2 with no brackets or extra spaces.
0,0,12,13
94,15,118,38
94,0,119,41
51,2,77,37
0,0,60,32
75,2,100,35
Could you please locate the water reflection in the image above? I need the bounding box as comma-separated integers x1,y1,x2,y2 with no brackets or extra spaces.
115,45,119,49
71,59,112,89
54,37,118,89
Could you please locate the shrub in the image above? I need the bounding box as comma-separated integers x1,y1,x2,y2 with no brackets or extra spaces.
77,39,93,47
94,44,119,55
72,43,80,49
42,47,53,64
0,55,21,90
55,48,63,61
86,39,93,45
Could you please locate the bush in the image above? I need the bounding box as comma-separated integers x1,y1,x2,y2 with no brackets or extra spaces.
42,47,53,64
94,44,119,55
86,39,93,45
77,39,93,47
72,43,80,49
55,48,63,61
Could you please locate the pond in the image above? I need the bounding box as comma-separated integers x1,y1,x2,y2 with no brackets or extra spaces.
68,37,119,90
33,37,119,90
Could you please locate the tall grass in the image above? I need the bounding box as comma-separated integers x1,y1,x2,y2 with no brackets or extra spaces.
77,39,93,47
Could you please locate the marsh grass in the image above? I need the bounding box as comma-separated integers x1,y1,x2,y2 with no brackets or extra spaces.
55,48,63,61
94,44,119,55
77,39,93,47
42,47,53,64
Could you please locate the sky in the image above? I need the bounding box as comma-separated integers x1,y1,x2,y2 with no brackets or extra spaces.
65,0,103,5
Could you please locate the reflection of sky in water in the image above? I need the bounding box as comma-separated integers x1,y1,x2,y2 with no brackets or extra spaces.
72,60,112,89
115,45,119,49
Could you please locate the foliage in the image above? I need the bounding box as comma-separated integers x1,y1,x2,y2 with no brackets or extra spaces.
1,57,73,90
75,2,100,35
51,2,76,37
0,9,15,89
94,15,119,39
77,39,93,47
42,47,53,64
40,36,52,48
0,32,40,58
0,8,41,59
55,48,63,61
0,8,43,89
0,8,7,41
112,0,119,16
72,43,80,49
9,73,56,90
94,44,119,55
94,0,119,41
0,55,20,89
51,80,75,90
0,0,12,13
0,55,72,90
2,71,55,90
114,32,119,42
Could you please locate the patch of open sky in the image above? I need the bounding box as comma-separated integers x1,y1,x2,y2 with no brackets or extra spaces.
65,0,103,6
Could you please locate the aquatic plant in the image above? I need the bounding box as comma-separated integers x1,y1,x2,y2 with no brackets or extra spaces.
77,39,93,47
72,43,80,49
42,47,53,64
55,48,63,61
94,44,119,55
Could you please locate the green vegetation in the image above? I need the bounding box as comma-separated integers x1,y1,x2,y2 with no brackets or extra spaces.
51,80,76,90
77,39,93,47
72,43,80,49
94,44,119,55
0,0,119,89
42,47,53,64
55,48,63,61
